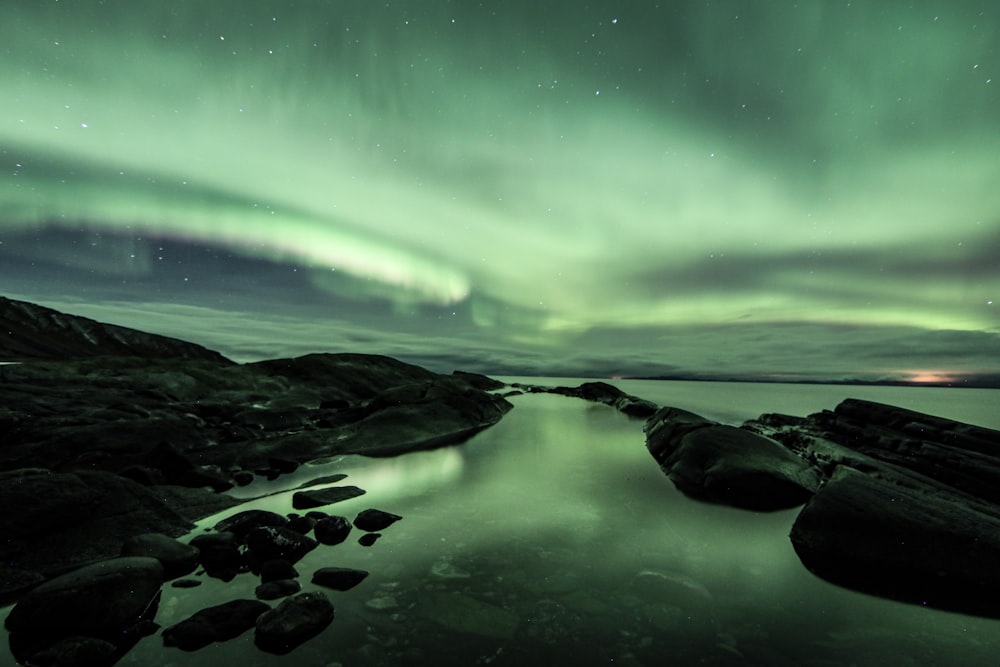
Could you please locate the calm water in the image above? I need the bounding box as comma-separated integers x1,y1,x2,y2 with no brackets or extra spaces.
3,380,999,665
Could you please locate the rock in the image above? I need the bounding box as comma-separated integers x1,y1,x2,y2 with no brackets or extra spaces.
358,533,381,547
162,599,270,651
260,559,299,583
292,485,367,510
146,442,233,492
295,473,349,489
120,533,200,580
311,567,369,591
255,591,335,654
790,465,1000,618
644,407,821,510
213,509,289,541
245,527,318,566
256,579,302,600
189,532,243,581
233,470,255,486
5,557,163,651
20,635,118,667
171,579,201,589
314,515,353,545
353,508,402,532
286,514,317,534
451,370,507,390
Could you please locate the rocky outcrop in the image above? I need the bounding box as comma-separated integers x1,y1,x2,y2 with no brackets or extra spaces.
743,398,1000,618
644,407,821,510
0,298,512,592
162,599,270,651
520,381,659,418
5,557,164,665
0,295,230,363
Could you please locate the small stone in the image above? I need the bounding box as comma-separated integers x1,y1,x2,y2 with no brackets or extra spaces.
171,579,202,589
256,579,302,601
214,510,288,541
358,533,381,547
260,559,299,583
353,509,402,532
312,567,369,591
245,527,318,566
292,486,366,510
365,595,399,611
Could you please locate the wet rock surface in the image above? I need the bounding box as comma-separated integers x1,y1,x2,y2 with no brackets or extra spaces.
162,599,270,651
254,591,335,655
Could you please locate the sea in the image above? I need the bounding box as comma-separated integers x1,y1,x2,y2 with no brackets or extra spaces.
3,379,999,666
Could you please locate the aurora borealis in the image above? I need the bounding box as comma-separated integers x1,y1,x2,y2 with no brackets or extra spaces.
2,1,999,382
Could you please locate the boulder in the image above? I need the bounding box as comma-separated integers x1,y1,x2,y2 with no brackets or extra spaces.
645,407,821,510
5,557,163,650
314,515,353,545
120,533,200,580
353,508,402,532
189,532,244,581
292,485,366,510
245,527,318,566
311,567,369,591
260,559,299,583
790,465,1000,618
162,599,270,651
16,635,118,667
255,591,335,654
213,509,289,541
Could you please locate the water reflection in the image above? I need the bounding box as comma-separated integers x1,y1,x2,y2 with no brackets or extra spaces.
5,389,999,666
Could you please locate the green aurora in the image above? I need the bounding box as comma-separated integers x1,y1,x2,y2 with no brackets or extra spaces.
2,1,999,382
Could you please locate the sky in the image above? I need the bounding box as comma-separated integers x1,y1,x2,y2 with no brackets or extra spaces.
1,0,999,383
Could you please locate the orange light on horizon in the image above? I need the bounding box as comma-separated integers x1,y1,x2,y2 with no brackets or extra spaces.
905,370,958,385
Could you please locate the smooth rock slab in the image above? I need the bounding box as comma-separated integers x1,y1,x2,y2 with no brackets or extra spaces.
162,599,270,651
255,591,335,654
645,407,821,511
292,485,366,510
312,567,369,591
790,465,1000,618
353,508,402,532
5,557,164,637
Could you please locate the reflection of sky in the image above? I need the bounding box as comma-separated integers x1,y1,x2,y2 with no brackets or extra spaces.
5,388,993,665
2,1,999,381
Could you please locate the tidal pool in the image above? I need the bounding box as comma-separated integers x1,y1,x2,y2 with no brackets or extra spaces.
4,382,999,665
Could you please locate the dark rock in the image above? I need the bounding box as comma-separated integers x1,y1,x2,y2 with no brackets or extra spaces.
285,515,317,534
233,470,255,486
162,599,270,651
292,485,367,509
120,533,200,580
260,559,299,583
0,568,46,603
644,407,821,510
311,567,369,591
790,465,1000,618
451,370,507,390
256,579,302,600
305,510,329,520
314,516,353,545
0,470,197,584
354,508,403,532
171,579,201,589
146,442,233,492
269,456,300,474
213,509,289,541
5,557,163,640
255,591,335,654
245,527,318,565
21,635,118,667
358,533,382,547
189,532,243,581
0,295,231,362
295,473,349,489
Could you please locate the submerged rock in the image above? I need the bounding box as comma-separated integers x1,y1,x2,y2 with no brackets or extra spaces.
417,591,520,640
292,485,367,510
162,599,270,651
312,567,369,591
255,591,335,654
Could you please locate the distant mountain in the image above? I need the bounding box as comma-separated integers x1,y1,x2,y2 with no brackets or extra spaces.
0,295,231,363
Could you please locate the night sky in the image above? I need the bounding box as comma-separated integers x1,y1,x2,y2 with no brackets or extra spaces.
2,1,998,383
